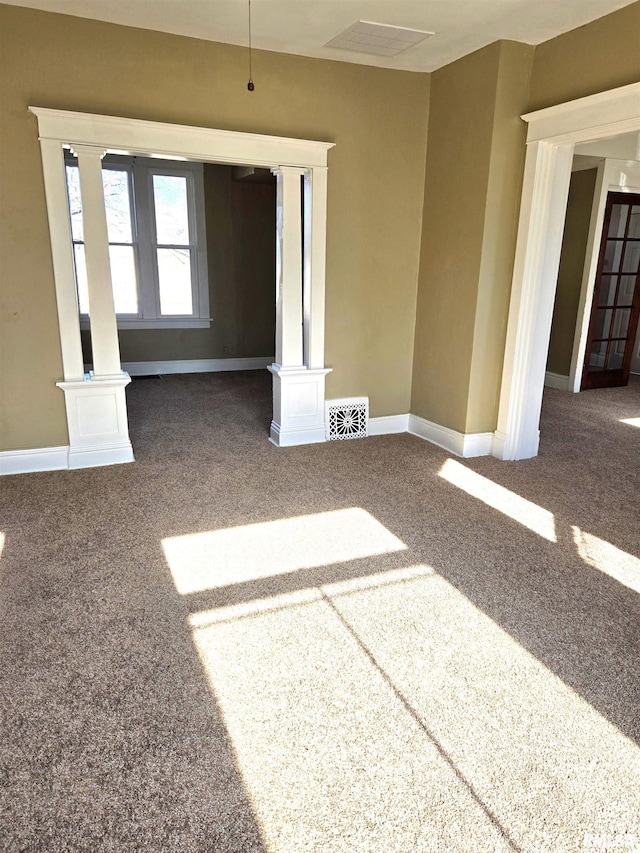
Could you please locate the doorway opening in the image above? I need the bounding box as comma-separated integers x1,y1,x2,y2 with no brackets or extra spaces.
494,82,640,460
31,107,333,468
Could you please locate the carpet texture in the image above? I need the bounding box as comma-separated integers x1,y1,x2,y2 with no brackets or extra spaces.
1,371,639,852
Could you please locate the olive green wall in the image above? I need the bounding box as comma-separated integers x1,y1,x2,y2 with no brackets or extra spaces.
0,3,429,450
411,41,533,434
529,1,640,111
81,165,276,366
546,169,598,377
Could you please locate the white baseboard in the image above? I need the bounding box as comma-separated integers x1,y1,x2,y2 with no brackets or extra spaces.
368,414,410,435
544,371,570,391
68,442,135,469
408,414,493,458
0,441,135,475
269,422,327,447
117,357,274,376
0,445,69,476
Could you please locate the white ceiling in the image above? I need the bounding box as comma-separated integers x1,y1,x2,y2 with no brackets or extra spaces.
5,0,637,72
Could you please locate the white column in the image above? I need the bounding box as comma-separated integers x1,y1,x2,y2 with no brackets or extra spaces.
273,166,304,368
54,144,133,468
493,140,574,461
38,140,85,381
269,166,330,446
73,144,122,378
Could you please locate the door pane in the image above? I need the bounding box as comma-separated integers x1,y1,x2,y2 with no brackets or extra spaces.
102,169,133,243
607,340,625,370
603,240,624,273
73,244,89,314
597,276,617,306
157,248,192,315
621,241,640,273
619,275,637,304
628,206,640,239
612,308,631,339
589,340,607,369
593,308,613,340
608,204,629,238
153,175,190,245
109,245,138,314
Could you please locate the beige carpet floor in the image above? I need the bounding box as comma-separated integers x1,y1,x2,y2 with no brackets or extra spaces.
1,371,639,852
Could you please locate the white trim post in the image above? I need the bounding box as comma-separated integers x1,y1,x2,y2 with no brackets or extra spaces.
272,165,305,368
72,144,122,378
493,141,574,460
269,165,331,446
38,139,85,382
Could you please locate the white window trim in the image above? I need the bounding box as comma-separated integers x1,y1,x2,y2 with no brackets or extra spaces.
66,153,210,330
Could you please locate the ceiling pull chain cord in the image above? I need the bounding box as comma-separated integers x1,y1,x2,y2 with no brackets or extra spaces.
247,0,255,91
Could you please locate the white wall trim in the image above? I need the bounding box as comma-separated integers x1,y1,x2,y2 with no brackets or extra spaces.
67,442,135,470
368,414,410,435
544,371,570,391
408,415,493,458
495,82,640,460
0,446,69,476
119,357,274,376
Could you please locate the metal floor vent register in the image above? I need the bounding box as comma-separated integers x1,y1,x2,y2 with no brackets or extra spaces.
325,397,369,440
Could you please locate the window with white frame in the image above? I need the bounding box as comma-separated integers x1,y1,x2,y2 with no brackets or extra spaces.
64,154,210,329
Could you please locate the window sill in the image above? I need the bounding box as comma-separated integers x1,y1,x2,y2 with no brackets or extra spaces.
79,318,213,330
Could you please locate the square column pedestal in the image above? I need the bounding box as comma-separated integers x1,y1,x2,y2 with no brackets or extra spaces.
57,373,134,469
268,365,332,447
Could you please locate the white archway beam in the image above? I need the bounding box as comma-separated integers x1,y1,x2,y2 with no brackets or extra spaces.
29,107,334,168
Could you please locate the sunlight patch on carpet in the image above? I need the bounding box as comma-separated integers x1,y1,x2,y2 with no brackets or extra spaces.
438,459,557,542
190,566,640,853
163,508,407,595
573,526,640,594
620,417,640,428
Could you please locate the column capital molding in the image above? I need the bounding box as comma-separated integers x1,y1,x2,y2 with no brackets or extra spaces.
69,143,108,159
271,165,308,178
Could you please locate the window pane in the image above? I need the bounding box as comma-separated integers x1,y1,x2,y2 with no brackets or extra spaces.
157,248,192,315
66,165,83,242
109,245,138,314
73,243,89,314
102,169,133,243
153,174,190,244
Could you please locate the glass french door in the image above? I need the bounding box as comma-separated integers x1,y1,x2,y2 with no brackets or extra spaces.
582,192,640,390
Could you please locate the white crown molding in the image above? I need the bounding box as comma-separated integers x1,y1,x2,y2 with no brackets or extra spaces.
544,371,571,391
119,357,274,376
368,414,410,435
0,446,69,476
408,415,493,458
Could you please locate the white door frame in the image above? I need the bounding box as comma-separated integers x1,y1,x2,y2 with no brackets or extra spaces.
568,158,640,392
30,107,334,466
493,82,640,461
